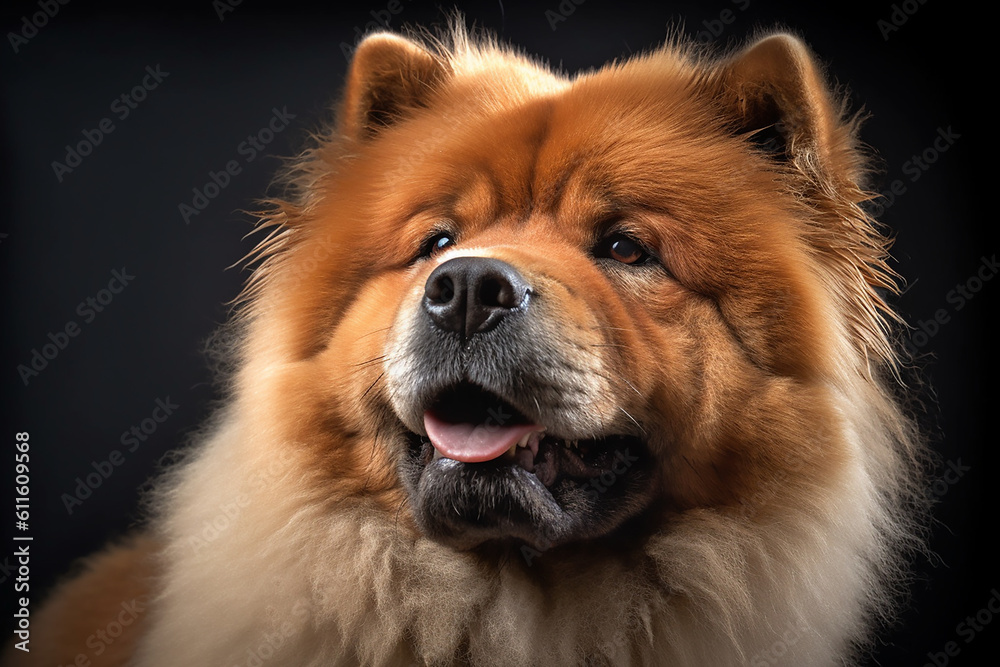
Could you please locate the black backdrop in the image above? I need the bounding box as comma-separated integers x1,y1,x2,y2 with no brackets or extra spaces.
1,1,993,664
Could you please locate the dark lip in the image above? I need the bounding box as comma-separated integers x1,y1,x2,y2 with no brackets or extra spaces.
406,381,645,487
397,381,656,550
407,430,643,487
402,428,654,550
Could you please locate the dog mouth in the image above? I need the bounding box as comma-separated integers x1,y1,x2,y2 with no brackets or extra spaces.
400,382,655,551
415,384,635,487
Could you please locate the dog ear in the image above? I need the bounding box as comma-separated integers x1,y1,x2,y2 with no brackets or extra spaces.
718,34,901,369
340,33,448,140
718,33,862,183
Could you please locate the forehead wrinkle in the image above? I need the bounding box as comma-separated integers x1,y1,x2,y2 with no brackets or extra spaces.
532,105,620,224
469,96,554,224
452,168,501,228
548,161,625,236
522,105,552,220
535,151,581,219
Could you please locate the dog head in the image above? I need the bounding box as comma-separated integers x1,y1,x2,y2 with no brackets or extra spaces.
242,29,901,557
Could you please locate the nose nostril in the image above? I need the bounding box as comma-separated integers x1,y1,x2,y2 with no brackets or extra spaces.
427,276,456,304
439,277,455,304
423,257,530,337
478,277,518,309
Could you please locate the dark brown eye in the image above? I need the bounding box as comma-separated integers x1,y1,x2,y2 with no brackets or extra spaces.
594,233,650,265
418,231,456,259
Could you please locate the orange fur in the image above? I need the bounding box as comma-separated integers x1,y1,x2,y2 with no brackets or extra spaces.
3,537,155,667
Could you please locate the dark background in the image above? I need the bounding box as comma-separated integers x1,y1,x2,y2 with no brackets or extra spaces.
1,0,993,664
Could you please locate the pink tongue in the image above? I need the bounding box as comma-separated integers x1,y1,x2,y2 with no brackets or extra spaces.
424,411,541,463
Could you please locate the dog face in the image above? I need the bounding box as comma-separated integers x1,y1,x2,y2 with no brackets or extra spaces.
376,90,826,552
386,225,661,549
247,32,898,559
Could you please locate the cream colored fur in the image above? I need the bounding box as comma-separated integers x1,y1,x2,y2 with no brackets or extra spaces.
129,367,918,666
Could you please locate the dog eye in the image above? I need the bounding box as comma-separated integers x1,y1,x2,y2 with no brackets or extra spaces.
418,231,456,259
594,233,650,265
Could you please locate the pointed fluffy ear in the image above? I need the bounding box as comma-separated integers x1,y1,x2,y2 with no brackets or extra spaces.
720,34,900,367
340,33,448,140
718,33,860,182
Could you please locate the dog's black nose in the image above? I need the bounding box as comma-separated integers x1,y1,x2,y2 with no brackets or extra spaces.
423,257,530,338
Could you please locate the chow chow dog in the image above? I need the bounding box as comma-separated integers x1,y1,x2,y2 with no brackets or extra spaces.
10,23,926,667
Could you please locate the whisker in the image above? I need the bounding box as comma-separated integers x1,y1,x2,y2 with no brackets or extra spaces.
593,370,644,401
361,427,381,493
392,496,408,534
619,377,643,399
617,405,646,434
356,326,391,341
353,355,387,368
361,372,385,399
683,456,707,484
